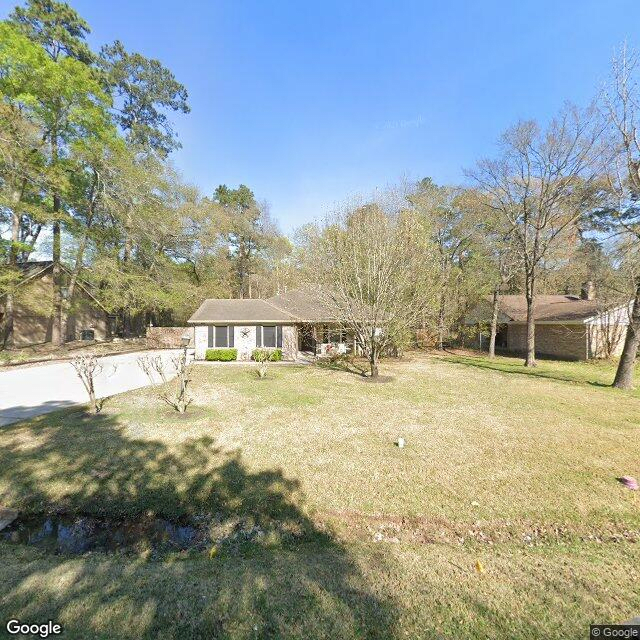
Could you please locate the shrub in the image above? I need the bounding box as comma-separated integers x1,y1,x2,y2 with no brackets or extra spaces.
205,348,238,361
251,348,282,362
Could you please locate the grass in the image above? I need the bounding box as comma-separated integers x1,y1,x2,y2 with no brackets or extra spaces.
0,352,639,638
439,348,640,397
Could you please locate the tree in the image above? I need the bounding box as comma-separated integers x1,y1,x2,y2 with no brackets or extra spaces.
99,40,189,156
213,184,277,298
598,45,640,388
311,194,437,378
71,354,103,413
0,100,47,345
469,105,604,366
99,40,190,331
0,22,51,345
408,179,481,350
465,189,522,358
8,2,112,345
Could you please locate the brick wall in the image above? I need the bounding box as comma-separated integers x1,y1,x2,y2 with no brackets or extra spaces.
146,326,194,349
507,323,587,360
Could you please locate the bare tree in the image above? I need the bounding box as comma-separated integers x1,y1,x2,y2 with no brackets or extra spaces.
312,194,437,378
478,210,523,359
137,354,169,384
138,350,191,412
600,44,640,388
164,349,192,413
71,355,103,413
469,105,604,366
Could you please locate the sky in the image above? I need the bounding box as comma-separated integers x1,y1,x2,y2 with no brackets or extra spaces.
2,0,640,233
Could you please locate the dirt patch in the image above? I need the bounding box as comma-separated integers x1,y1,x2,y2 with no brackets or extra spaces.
318,510,640,546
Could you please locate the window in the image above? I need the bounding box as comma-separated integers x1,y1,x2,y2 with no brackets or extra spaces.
208,325,234,348
256,325,283,348
262,325,276,348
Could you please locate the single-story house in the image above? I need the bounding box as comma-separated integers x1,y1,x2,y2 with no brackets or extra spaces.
188,286,352,361
465,285,630,360
0,261,112,347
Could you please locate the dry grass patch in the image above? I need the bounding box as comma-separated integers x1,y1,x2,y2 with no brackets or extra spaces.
0,352,638,638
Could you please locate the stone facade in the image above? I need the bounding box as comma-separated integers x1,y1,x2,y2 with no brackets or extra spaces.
193,323,298,361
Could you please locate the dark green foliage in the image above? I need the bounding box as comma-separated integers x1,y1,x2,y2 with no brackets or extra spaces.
205,348,238,362
10,0,93,62
252,348,282,362
99,40,190,156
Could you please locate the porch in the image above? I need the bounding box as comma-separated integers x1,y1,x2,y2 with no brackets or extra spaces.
297,323,354,357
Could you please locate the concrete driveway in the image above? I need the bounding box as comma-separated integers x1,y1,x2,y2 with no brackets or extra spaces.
0,349,189,426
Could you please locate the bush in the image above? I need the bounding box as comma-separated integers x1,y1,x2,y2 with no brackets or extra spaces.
251,348,282,362
205,348,238,361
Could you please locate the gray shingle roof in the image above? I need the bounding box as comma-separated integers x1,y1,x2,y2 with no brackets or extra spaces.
496,295,606,322
188,298,297,324
267,285,338,322
188,286,340,324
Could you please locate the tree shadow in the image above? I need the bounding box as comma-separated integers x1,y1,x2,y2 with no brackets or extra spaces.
315,357,368,377
441,353,617,388
0,409,399,638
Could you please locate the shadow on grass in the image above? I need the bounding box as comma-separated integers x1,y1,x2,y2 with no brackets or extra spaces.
442,353,618,389
0,408,399,638
315,358,368,377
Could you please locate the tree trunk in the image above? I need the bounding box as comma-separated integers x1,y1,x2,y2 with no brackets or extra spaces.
60,230,89,342
50,126,64,347
120,207,133,337
437,290,446,350
489,287,499,359
613,277,640,389
524,275,536,367
369,333,379,378
51,216,63,346
3,192,21,348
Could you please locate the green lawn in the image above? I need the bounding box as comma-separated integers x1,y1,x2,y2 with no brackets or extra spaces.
1,352,639,639
440,349,640,397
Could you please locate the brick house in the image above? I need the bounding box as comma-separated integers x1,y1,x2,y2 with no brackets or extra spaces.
466,285,630,360
188,286,352,361
0,261,111,347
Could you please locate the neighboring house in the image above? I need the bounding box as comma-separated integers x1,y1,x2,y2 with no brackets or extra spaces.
0,261,112,347
465,284,630,360
188,286,352,361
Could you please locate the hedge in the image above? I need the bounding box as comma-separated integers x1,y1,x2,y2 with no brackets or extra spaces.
205,348,238,361
251,348,282,362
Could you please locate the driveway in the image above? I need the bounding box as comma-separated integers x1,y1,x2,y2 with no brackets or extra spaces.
0,349,189,426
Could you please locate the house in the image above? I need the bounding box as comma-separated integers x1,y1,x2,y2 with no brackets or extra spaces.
0,261,112,347
188,286,352,361
466,283,629,360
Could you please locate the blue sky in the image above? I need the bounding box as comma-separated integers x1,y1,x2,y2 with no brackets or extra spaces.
3,0,640,232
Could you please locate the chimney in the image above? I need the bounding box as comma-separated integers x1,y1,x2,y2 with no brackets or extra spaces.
580,280,595,301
